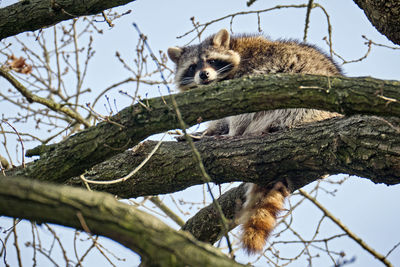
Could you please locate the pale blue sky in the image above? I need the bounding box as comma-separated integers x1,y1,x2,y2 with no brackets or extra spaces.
1,0,399,266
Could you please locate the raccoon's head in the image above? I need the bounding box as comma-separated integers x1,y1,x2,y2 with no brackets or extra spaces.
168,29,240,91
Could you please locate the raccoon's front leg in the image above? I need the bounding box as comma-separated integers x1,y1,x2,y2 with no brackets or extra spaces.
175,118,229,142
205,118,229,136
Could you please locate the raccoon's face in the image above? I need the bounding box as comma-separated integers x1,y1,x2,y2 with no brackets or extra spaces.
174,54,238,90
168,29,240,91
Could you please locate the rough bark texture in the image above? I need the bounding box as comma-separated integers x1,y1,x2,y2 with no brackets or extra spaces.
64,115,400,245
0,0,136,41
1,1,399,263
8,74,400,184
182,115,400,244
58,115,400,198
0,176,245,267
353,0,400,45
181,184,247,245
2,75,400,259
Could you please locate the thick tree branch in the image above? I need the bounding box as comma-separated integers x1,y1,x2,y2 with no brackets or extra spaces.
182,115,400,245
0,0,136,41
9,74,400,184
2,75,400,255
58,115,399,198
0,176,245,267
353,0,400,45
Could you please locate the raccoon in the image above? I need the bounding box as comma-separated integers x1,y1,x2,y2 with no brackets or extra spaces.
168,29,342,254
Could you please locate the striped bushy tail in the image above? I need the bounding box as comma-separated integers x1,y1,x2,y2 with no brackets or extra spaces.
237,182,289,254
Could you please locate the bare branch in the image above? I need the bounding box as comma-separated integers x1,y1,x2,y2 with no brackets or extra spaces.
0,67,91,127
299,189,394,267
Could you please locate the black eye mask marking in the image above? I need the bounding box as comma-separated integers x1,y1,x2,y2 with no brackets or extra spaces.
183,63,197,79
207,59,233,73
179,63,198,87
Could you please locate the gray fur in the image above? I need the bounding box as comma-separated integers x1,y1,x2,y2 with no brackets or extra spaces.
168,30,342,135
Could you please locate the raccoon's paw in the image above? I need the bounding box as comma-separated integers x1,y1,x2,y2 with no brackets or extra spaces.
175,131,206,142
260,126,283,135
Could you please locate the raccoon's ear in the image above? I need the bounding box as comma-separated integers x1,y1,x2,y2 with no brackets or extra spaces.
212,29,230,49
168,47,183,64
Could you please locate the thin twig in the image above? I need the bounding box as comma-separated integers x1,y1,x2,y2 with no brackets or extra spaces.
101,11,114,27
72,19,82,111
29,245,60,267
75,236,97,267
362,35,400,50
299,189,394,267
303,0,314,42
0,67,91,127
1,120,25,167
177,4,309,44
44,224,69,264
385,241,400,258
0,238,10,267
75,214,117,267
313,3,333,57
30,223,37,267
80,133,166,185
76,212,91,234
12,219,22,267
324,35,373,64
149,196,185,227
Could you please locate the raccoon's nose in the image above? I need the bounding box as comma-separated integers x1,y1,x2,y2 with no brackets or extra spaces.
199,70,210,80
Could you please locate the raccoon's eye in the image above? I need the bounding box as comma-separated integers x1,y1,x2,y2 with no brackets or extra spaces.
207,59,231,72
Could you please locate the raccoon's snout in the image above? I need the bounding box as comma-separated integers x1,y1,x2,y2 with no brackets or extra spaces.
199,70,210,81
196,68,217,85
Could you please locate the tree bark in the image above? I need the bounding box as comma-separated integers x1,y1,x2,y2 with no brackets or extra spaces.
182,184,247,245
2,116,399,258
183,115,400,244
353,0,400,45
5,116,399,249
6,74,400,185
3,75,400,256
52,115,398,198
0,176,245,267
63,114,399,245
58,115,397,245
0,0,136,41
